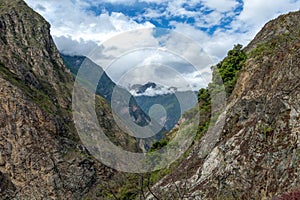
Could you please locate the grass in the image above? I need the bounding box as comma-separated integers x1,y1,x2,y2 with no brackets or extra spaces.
0,62,55,113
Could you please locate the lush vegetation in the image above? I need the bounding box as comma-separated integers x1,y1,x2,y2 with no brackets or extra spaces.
149,138,168,152
214,44,247,96
195,44,247,136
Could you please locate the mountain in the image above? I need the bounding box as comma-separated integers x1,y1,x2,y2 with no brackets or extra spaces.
61,54,151,126
1,0,299,199
130,82,198,131
130,82,158,95
147,10,300,199
0,0,140,199
61,54,168,150
61,54,116,101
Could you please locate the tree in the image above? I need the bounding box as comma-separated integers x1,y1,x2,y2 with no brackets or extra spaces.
215,44,247,96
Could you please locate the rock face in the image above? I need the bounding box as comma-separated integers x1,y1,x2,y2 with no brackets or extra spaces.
149,11,300,199
0,0,139,199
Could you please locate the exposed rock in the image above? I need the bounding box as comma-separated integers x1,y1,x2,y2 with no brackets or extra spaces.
0,0,139,199
149,10,300,199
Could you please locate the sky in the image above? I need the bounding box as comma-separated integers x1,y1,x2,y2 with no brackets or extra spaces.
24,0,300,93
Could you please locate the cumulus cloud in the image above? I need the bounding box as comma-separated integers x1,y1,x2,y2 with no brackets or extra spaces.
24,0,300,59
171,0,300,60
128,68,210,96
130,86,177,97
23,0,300,91
85,29,213,92
115,57,211,93
233,0,300,35
24,0,154,56
54,36,98,56
201,0,239,12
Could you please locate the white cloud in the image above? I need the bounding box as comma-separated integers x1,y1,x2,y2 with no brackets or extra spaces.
139,0,169,3
25,0,300,60
102,0,135,3
85,0,136,5
201,0,239,12
54,36,98,56
166,1,199,18
234,0,300,33
142,8,166,19
84,28,215,92
109,50,212,92
171,0,300,61
24,0,300,90
24,0,154,56
130,86,177,96
194,11,223,28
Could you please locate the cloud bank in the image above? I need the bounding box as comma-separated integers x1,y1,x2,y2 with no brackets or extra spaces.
24,0,300,91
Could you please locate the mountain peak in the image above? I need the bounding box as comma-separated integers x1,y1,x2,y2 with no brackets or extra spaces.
131,82,157,94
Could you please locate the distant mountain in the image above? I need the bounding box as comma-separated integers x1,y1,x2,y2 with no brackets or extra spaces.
61,54,151,125
131,82,157,94
129,82,198,131
61,54,167,150
129,82,177,96
61,54,116,101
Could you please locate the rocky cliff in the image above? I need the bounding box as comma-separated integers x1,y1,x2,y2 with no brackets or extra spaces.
1,0,299,199
0,0,139,199
148,10,300,199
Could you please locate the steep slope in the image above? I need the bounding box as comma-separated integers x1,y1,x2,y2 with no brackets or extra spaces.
61,54,168,151
61,54,151,127
0,0,139,199
148,10,300,199
61,54,115,101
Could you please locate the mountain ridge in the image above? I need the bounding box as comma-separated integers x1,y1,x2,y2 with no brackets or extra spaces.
0,0,299,199
0,0,141,199
146,10,300,199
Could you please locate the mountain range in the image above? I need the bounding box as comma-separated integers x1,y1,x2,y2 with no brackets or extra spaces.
131,82,198,131
0,0,299,199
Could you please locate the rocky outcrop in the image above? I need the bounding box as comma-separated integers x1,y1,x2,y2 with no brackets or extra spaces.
0,0,72,108
149,10,300,199
0,0,139,199
0,75,103,199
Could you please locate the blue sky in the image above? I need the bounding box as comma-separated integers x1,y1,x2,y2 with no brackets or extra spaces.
24,0,300,58
84,0,243,34
24,0,300,92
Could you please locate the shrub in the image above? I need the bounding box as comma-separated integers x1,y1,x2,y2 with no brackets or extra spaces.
214,44,247,96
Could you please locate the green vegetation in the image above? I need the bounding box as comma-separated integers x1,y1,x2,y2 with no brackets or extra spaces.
92,44,248,199
249,29,299,58
258,124,274,142
0,62,55,114
198,88,211,106
195,44,246,137
214,44,247,96
249,43,274,58
149,138,168,152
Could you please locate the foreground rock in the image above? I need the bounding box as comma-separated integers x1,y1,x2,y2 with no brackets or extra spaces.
0,0,139,199
149,10,300,199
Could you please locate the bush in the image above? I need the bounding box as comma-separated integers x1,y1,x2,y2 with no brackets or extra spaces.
214,44,247,96
149,138,168,152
